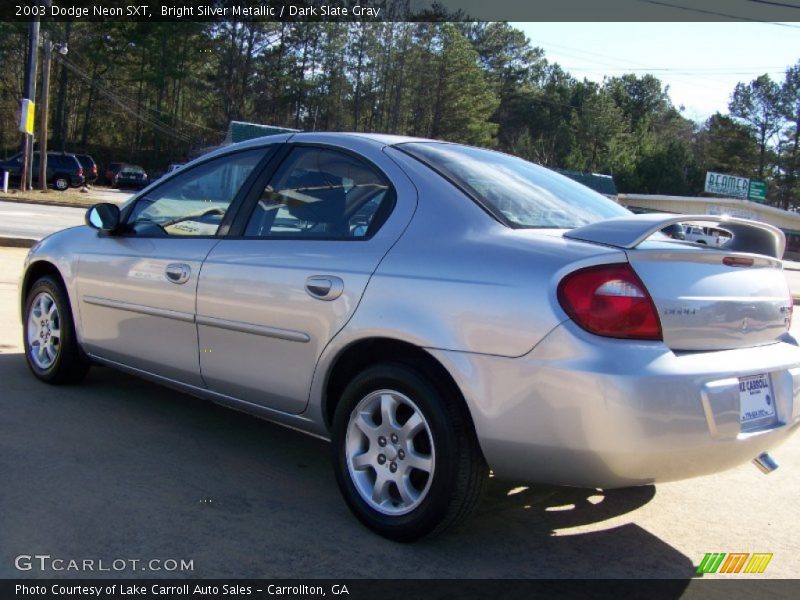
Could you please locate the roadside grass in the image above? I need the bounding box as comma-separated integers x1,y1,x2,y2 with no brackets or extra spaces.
0,185,119,208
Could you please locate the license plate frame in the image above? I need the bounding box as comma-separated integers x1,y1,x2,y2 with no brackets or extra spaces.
739,373,776,427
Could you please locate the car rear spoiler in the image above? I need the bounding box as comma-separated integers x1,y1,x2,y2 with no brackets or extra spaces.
563,213,785,259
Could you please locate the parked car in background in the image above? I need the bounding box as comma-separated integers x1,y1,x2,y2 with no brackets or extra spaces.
152,163,185,182
112,164,148,189
75,154,98,184
20,133,799,541
684,224,732,246
105,162,125,185
0,151,84,190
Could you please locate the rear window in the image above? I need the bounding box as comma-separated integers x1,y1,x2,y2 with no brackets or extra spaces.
48,155,78,168
400,142,629,229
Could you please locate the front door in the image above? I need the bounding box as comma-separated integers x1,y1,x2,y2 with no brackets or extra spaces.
75,148,268,386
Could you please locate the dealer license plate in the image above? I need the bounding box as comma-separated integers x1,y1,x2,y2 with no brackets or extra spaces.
739,373,776,424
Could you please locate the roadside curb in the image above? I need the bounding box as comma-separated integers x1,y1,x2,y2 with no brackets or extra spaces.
0,194,92,210
0,237,36,248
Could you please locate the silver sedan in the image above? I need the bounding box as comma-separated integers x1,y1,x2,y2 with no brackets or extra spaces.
19,132,800,541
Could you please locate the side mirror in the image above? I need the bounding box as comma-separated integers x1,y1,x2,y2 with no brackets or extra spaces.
86,203,120,232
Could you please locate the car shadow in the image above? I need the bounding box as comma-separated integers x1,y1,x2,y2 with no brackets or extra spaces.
0,353,692,586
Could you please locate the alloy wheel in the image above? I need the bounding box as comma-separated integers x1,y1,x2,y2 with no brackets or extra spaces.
345,389,435,516
27,291,61,370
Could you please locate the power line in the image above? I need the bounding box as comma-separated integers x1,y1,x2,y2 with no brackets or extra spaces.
63,48,221,135
638,0,800,28
530,37,791,97
747,0,800,10
565,67,787,76
531,38,791,76
54,55,192,143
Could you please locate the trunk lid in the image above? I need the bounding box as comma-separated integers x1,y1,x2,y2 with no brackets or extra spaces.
628,244,790,350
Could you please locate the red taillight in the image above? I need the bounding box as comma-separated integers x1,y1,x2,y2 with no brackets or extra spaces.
91,165,97,174
557,263,662,340
76,167,84,177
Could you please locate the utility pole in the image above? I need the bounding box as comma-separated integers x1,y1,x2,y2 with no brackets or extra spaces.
38,39,52,191
19,14,40,192
38,1,56,191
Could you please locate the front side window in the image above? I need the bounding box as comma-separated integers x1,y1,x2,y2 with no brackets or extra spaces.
244,147,392,239
127,149,264,237
400,142,629,229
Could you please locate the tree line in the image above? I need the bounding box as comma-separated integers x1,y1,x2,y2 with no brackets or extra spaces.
0,20,798,208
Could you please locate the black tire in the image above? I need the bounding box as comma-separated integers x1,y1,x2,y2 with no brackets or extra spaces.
53,175,69,191
23,276,90,384
331,362,488,541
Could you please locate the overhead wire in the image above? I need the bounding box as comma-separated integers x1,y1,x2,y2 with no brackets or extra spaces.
64,47,221,135
747,0,800,10
637,0,800,28
52,53,231,144
55,55,192,143
527,34,793,118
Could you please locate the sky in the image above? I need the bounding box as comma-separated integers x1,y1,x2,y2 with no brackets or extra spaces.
513,22,800,123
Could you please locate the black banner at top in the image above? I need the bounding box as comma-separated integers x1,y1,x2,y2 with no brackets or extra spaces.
4,0,800,22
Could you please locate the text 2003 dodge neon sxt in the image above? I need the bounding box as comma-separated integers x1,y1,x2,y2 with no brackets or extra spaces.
20,132,799,540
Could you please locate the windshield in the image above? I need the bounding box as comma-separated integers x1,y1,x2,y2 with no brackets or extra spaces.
400,142,629,229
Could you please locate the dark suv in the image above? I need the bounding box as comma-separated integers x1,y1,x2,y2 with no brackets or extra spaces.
0,151,85,190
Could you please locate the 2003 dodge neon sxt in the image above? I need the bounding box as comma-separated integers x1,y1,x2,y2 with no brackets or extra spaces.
20,132,800,540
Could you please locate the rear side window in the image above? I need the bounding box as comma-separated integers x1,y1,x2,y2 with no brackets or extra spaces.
244,147,393,239
400,142,629,229
47,155,75,168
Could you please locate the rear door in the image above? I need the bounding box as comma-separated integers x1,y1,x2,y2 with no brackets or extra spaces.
196,142,416,414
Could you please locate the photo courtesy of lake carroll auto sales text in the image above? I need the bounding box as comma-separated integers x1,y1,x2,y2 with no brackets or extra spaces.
2,0,800,598
15,583,352,596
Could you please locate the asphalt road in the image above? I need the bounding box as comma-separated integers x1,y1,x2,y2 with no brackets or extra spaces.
0,191,130,242
1,247,799,582
0,202,86,241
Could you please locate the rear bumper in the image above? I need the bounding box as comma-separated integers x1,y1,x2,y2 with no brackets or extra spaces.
115,180,147,189
429,323,800,488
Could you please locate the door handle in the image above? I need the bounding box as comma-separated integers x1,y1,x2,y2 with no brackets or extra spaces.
305,275,344,301
165,263,191,285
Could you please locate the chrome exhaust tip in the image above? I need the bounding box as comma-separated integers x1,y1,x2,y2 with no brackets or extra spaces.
752,452,779,474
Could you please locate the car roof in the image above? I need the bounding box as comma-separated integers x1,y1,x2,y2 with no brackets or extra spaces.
46,152,80,160
193,131,437,165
